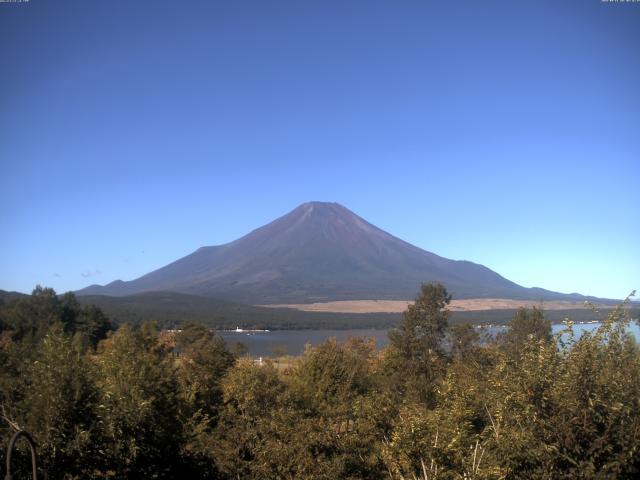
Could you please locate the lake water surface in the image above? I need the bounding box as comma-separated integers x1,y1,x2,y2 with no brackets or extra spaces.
219,322,640,357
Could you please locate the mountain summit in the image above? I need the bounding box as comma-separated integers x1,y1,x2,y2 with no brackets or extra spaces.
77,202,581,303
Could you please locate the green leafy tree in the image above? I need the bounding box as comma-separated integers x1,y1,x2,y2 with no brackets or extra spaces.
499,306,551,358
93,323,184,478
174,321,235,476
214,358,286,479
290,337,374,416
176,321,235,415
215,339,386,479
385,282,451,405
448,323,480,361
6,286,62,342
1,287,112,347
18,323,101,478
287,337,385,478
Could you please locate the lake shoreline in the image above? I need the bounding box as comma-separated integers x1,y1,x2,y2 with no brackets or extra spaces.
219,321,640,357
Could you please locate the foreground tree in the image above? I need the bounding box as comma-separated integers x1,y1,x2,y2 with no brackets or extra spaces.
214,358,287,479
2,285,639,479
93,323,184,478
499,306,552,359
19,324,101,478
175,321,235,477
385,282,451,405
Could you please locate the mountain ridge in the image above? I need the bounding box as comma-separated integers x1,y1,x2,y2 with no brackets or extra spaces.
77,202,593,303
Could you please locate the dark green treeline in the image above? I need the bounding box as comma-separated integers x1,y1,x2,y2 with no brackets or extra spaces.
1,284,639,479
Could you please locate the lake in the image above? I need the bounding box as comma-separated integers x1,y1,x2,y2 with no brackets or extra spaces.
219,321,640,357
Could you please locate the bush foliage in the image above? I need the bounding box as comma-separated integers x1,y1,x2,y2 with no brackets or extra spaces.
1,285,638,479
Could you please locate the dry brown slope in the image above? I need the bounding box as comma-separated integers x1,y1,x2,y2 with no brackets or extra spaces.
260,298,597,314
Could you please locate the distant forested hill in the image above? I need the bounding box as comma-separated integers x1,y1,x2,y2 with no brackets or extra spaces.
76,291,402,329
0,289,27,304
2,289,633,330
76,291,634,330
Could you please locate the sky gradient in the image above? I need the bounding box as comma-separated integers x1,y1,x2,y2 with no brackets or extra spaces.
1,0,638,300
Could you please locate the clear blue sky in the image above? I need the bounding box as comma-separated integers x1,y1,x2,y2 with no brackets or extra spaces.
1,0,638,300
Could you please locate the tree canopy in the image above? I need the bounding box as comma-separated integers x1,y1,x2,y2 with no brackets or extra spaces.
1,285,639,479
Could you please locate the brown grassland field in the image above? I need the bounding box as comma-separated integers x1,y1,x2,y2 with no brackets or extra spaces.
262,298,599,313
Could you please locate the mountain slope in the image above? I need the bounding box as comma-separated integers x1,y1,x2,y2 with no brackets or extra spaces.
77,202,586,303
